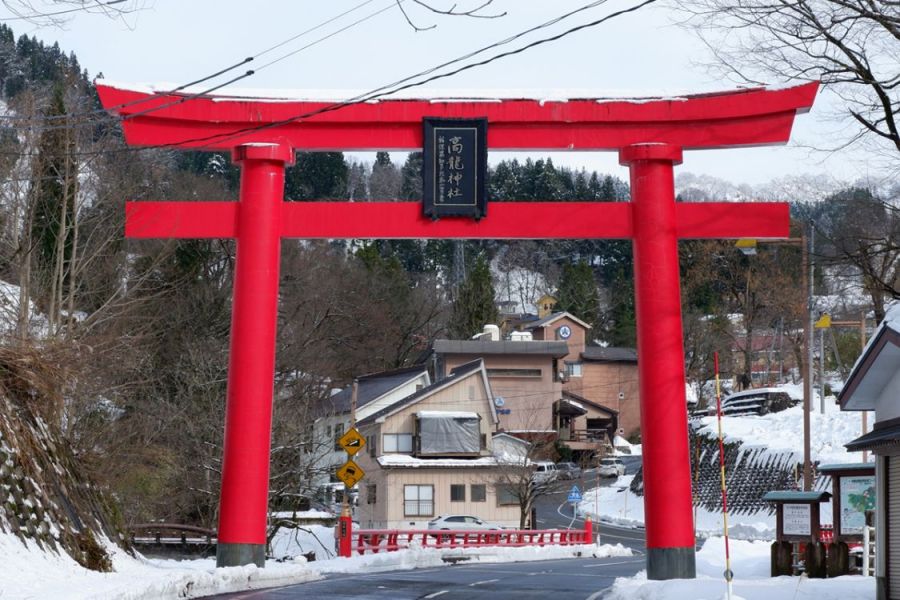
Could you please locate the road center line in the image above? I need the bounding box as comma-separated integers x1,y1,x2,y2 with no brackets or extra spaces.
424,591,448,599
469,578,500,586
582,559,646,568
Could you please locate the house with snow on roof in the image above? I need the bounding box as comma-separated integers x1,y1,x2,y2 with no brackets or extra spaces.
302,365,430,498
354,359,522,530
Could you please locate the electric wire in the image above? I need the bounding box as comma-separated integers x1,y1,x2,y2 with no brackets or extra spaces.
0,0,395,126
123,0,660,153
0,0,658,159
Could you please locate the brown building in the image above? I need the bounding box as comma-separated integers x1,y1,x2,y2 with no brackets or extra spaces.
430,311,641,458
522,312,641,443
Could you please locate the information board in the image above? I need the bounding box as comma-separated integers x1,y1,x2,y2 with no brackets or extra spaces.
840,475,876,535
783,503,811,536
422,118,487,219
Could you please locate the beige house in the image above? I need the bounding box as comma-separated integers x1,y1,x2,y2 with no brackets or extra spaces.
302,366,430,497
432,338,567,434
354,359,523,530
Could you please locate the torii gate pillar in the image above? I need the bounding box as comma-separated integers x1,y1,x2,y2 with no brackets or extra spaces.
217,142,293,567
621,143,695,577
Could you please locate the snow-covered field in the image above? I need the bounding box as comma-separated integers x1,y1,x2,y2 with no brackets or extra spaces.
0,528,631,599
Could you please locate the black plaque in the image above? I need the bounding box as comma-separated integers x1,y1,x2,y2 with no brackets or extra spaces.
422,118,487,219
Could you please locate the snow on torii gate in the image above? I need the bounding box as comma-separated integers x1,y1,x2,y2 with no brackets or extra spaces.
97,82,817,579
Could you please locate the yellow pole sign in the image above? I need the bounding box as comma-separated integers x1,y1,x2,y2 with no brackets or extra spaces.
338,427,366,456
814,313,832,329
336,459,365,488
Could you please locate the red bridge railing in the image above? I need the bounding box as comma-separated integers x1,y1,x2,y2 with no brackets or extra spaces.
349,519,593,556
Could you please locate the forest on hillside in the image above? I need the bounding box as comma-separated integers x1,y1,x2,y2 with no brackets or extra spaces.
0,25,897,528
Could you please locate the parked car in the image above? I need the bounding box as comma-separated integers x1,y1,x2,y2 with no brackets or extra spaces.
556,462,581,480
532,461,559,484
598,457,626,478
427,515,504,530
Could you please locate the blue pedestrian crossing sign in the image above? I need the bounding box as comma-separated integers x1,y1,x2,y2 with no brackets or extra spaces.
567,485,582,504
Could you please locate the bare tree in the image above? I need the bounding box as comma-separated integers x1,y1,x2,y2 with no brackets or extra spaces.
0,0,149,27
678,0,900,168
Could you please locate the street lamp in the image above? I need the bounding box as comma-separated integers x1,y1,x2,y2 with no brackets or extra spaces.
735,230,812,491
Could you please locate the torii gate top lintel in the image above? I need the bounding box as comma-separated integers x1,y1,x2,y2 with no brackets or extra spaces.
96,81,818,152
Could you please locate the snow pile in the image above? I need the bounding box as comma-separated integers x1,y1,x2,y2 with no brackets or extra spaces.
604,537,874,600
0,528,630,599
692,393,867,466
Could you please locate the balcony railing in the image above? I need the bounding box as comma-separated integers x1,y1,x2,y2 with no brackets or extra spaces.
558,428,608,444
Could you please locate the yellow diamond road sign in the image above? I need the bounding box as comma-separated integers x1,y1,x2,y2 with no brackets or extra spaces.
336,459,365,488
338,427,366,456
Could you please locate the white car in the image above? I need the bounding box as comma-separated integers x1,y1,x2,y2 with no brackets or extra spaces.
427,515,504,530
598,457,626,478
532,461,559,484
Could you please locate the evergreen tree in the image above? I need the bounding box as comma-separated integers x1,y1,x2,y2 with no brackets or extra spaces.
369,151,401,199
285,152,349,200
449,255,498,339
399,151,423,200
30,84,76,300
555,260,600,328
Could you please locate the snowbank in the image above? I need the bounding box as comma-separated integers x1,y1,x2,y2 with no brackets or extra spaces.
581,476,775,539
693,391,869,466
604,537,874,600
0,528,630,599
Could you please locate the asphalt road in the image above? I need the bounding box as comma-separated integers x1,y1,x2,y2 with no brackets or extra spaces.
214,555,646,600
209,469,648,599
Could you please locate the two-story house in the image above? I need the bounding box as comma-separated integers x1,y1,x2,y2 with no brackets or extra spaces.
354,359,522,530
305,366,430,498
430,336,567,436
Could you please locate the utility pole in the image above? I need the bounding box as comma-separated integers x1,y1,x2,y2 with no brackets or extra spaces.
802,227,813,491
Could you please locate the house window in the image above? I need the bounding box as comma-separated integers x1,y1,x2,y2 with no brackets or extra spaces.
496,484,518,506
486,368,542,378
367,435,377,457
333,423,344,450
383,433,414,453
565,361,583,378
471,484,486,502
367,484,377,505
404,485,433,516
451,484,465,502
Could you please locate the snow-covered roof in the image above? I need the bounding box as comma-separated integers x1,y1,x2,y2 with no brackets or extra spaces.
378,455,499,468
99,80,710,104
416,411,479,419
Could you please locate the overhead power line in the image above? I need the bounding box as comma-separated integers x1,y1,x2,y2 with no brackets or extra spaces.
0,0,658,158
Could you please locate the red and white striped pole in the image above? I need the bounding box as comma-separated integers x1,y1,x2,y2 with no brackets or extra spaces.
714,352,734,599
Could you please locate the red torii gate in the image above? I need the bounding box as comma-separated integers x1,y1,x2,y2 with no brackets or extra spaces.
97,81,817,579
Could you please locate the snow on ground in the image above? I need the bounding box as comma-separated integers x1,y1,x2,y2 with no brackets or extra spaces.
0,527,630,599
582,475,774,539
585,386,871,539
693,389,869,466
604,537,874,600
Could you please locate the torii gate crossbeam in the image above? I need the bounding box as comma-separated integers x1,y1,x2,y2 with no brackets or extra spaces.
98,81,817,579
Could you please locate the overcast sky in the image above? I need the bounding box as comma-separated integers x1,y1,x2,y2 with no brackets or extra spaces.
9,0,876,188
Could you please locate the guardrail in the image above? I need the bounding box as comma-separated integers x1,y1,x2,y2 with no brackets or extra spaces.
351,519,593,555
129,523,216,546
